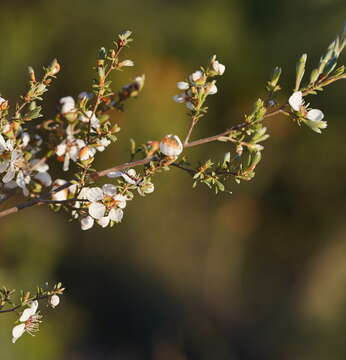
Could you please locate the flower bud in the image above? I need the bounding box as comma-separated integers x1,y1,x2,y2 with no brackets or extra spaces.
212,60,226,75
159,135,183,157
49,295,60,308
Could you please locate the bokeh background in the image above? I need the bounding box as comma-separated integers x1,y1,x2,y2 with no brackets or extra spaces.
0,0,346,359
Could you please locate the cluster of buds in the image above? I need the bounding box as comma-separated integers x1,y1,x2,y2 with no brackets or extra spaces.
173,55,225,111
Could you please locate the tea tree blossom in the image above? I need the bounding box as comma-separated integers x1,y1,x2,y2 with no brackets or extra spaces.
289,91,327,133
12,301,41,343
60,96,75,114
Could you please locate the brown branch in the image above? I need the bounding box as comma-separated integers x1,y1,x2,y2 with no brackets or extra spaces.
0,103,288,220
0,294,50,314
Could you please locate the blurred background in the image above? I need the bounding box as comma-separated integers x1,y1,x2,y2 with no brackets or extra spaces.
0,0,346,359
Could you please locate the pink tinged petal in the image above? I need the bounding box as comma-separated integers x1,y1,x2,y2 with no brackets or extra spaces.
34,172,52,187
12,324,26,343
88,202,106,219
85,187,103,202
289,91,303,111
109,208,123,223
97,216,110,228
307,109,324,122
80,216,94,230
102,184,117,196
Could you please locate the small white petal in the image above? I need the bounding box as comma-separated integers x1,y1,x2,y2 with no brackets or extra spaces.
80,216,94,230
206,84,218,95
113,194,127,209
97,216,110,228
88,202,106,219
102,184,117,196
12,324,26,343
212,60,226,75
60,96,75,114
108,208,123,223
307,109,324,122
289,91,304,111
177,81,189,90
85,187,103,202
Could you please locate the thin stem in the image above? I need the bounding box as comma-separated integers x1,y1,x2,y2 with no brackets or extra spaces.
0,294,50,314
0,104,288,220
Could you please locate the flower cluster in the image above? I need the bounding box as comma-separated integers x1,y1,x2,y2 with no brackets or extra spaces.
173,55,225,111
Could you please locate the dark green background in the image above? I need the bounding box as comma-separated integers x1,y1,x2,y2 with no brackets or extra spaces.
0,0,346,359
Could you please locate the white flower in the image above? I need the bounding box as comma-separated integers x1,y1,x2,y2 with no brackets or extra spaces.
0,97,6,105
79,185,128,229
185,102,195,111
60,96,75,114
12,301,41,343
212,60,226,75
288,91,304,111
49,295,60,308
288,91,326,133
177,81,189,90
160,134,183,157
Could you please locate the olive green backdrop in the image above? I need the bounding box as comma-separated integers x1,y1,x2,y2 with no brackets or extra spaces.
0,0,346,359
